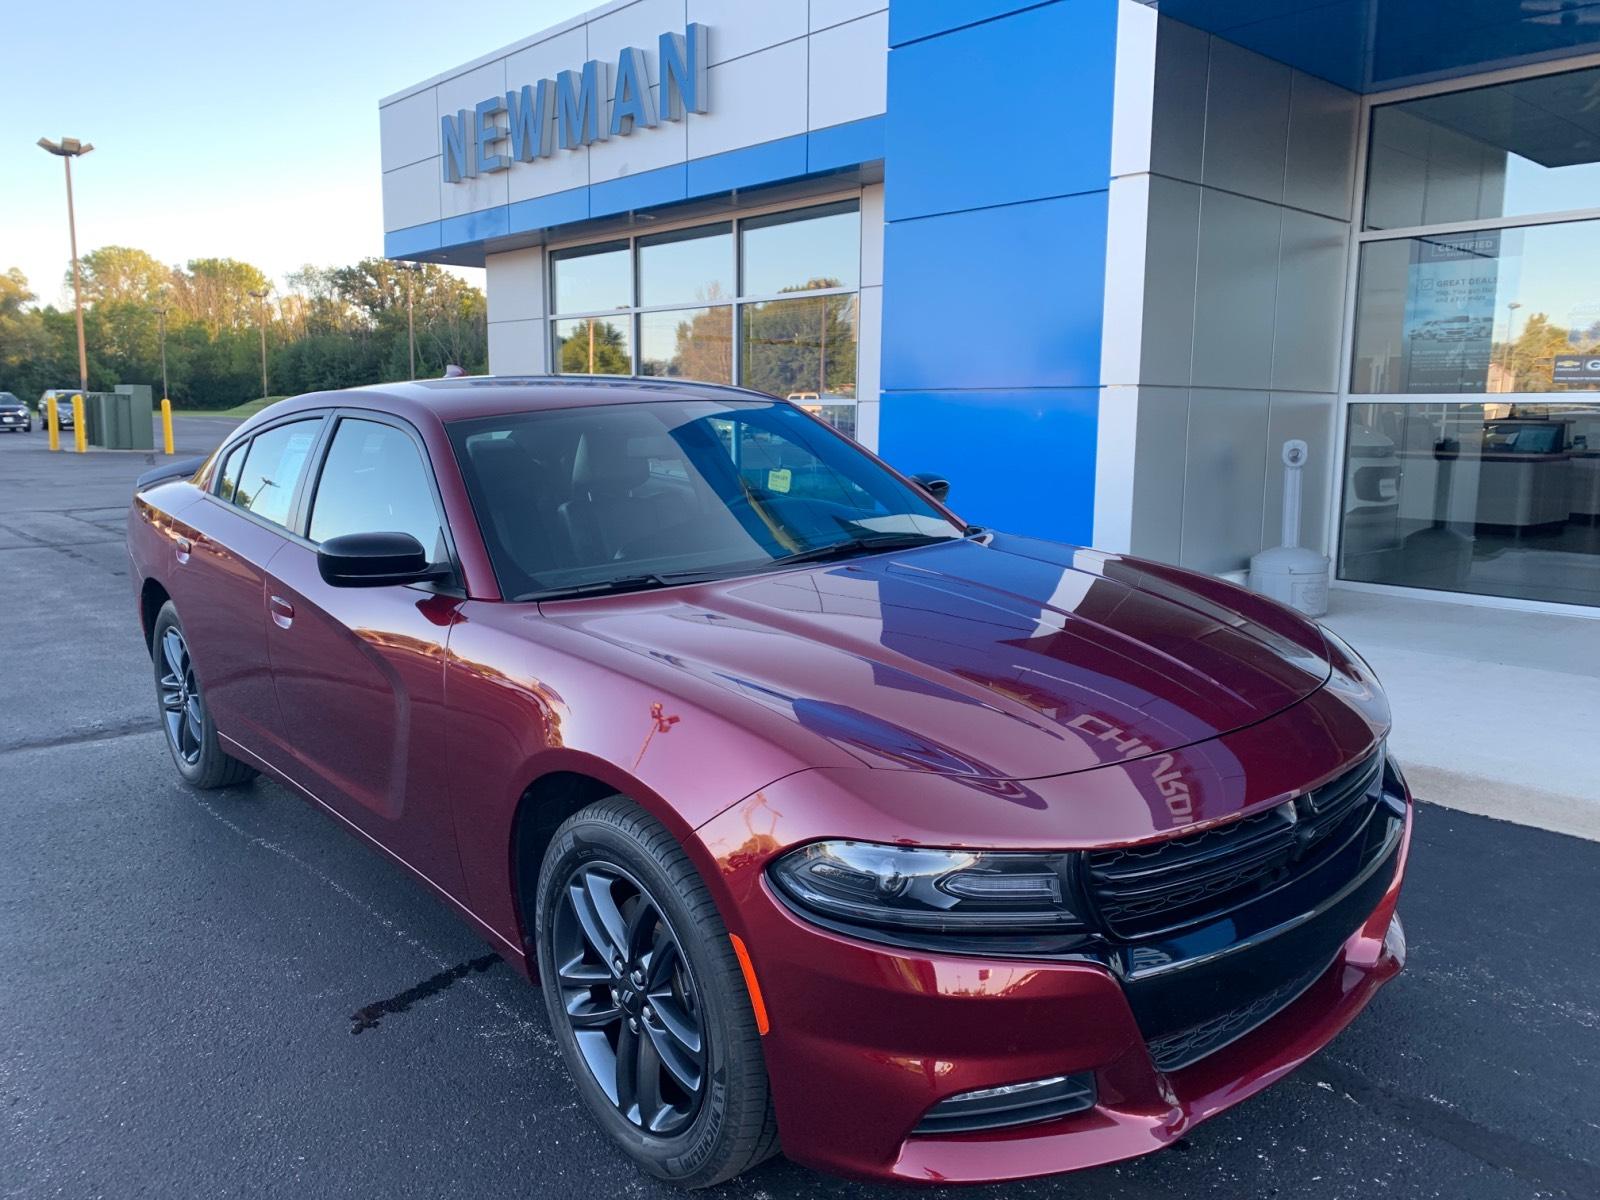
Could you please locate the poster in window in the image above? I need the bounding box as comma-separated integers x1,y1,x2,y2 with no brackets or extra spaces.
1400,232,1501,394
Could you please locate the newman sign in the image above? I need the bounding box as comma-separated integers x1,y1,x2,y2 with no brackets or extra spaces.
440,24,709,183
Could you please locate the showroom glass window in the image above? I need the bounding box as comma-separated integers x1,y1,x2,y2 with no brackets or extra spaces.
1344,65,1600,608
547,200,861,439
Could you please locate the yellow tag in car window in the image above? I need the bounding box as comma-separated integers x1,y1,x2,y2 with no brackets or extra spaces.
767,468,792,493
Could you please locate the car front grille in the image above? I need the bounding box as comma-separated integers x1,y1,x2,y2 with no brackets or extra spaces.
1084,750,1386,940
1143,957,1333,1073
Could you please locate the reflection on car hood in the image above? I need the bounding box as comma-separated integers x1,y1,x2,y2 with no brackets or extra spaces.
547,534,1332,782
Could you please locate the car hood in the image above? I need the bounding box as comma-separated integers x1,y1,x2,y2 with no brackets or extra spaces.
544,534,1333,783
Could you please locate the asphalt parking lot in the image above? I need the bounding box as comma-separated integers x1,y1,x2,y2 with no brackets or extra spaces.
2,419,1598,1200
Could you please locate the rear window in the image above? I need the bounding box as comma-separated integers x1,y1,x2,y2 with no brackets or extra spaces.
231,419,322,529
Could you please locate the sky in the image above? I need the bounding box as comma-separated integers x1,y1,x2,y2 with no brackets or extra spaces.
2,0,595,307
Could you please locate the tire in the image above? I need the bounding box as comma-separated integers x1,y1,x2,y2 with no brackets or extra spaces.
150,600,256,790
535,796,779,1188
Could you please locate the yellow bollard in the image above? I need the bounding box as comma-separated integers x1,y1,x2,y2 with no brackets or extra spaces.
160,397,175,455
72,394,87,453
47,397,60,451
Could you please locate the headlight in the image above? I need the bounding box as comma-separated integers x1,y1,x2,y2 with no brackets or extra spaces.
768,840,1085,939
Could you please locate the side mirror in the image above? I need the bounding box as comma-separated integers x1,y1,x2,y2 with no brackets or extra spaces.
317,531,448,588
909,472,951,503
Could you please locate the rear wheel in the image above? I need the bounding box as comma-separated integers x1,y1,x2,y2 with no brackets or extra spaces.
535,796,779,1188
150,601,255,790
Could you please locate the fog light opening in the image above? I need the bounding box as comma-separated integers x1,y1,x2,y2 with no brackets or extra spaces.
912,1072,1097,1136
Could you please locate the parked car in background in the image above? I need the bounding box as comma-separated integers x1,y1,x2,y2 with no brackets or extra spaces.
0,392,31,432
38,389,79,429
126,377,1411,1189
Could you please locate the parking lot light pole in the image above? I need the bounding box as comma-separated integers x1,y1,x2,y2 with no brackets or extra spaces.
37,137,94,393
248,287,270,399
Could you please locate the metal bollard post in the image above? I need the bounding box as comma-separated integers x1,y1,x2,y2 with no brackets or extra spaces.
161,397,175,455
47,397,60,451
72,394,87,453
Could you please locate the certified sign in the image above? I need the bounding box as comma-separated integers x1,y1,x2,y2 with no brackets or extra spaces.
1551,355,1600,383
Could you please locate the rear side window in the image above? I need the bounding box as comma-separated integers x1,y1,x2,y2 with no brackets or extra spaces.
232,419,322,529
215,442,246,502
308,418,447,561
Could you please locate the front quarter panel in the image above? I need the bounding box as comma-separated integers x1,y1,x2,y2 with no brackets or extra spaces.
444,598,861,959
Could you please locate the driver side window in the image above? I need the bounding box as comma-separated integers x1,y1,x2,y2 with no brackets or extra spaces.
308,418,447,562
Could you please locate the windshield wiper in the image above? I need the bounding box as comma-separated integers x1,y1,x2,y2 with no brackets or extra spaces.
524,571,723,602
767,533,955,568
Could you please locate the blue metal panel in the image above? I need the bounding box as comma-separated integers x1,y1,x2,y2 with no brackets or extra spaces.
384,222,443,258
889,0,1056,47
808,116,887,175
440,205,510,246
885,0,1117,221
684,133,810,197
506,188,589,235
879,388,1100,544
882,191,1109,391
1149,0,1600,92
589,164,688,218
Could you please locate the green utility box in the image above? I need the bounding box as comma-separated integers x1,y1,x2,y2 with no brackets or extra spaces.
84,388,155,450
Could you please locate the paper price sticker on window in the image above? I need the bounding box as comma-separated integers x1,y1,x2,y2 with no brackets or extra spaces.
767,468,792,493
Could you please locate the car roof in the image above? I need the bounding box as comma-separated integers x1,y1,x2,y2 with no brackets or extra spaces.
239,375,787,433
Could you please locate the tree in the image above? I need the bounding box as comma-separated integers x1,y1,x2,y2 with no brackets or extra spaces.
175,257,272,335
74,246,174,307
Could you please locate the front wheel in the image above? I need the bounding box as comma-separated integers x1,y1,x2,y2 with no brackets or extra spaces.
535,797,779,1188
150,601,255,790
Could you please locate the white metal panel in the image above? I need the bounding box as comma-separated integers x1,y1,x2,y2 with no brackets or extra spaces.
590,83,688,182
1201,38,1290,205
1092,386,1140,553
380,88,439,172
1284,71,1358,221
810,0,886,31
588,0,688,68
1099,173,1152,389
505,28,592,202
437,60,511,219
1109,0,1157,180
808,11,888,131
487,319,549,375
1179,387,1270,572
686,39,808,158
1130,385,1191,564
486,247,547,323
382,159,443,233
1138,175,1202,388
860,182,884,288
1191,189,1282,390
858,283,882,406
688,0,806,64
1149,16,1208,184
1271,208,1349,393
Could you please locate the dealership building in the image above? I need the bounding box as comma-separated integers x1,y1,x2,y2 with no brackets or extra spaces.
381,0,1600,615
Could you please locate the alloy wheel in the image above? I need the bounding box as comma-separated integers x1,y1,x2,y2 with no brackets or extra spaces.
158,626,204,766
552,862,707,1136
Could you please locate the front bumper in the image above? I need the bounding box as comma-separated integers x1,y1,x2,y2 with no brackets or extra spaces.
698,800,1411,1185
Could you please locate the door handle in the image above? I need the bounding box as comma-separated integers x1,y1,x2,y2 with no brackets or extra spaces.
269,595,295,629
175,535,192,564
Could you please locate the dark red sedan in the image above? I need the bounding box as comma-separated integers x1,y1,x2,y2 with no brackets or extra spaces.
127,379,1410,1188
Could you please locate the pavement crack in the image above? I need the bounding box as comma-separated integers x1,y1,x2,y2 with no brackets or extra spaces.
351,954,502,1034
0,717,160,756
1312,1059,1600,1197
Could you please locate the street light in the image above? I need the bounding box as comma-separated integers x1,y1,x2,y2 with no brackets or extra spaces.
37,136,94,393
248,287,271,400
398,262,421,380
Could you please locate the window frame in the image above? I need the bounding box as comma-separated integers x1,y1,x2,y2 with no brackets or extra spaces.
544,195,864,426
300,409,465,594
204,412,329,540
1333,49,1600,616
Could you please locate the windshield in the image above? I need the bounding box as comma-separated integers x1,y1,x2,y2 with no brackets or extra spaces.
449,397,961,600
